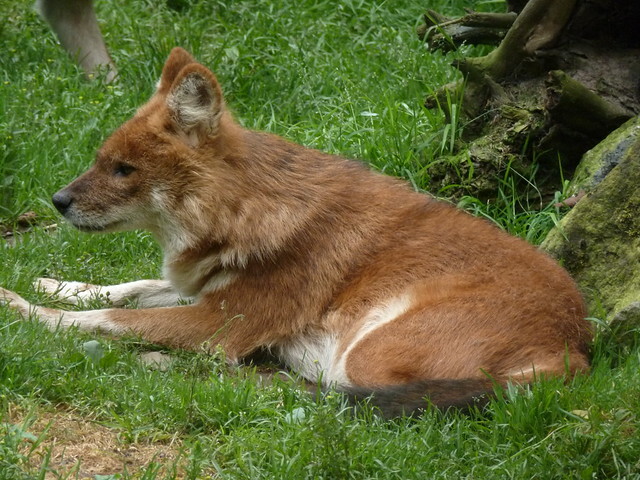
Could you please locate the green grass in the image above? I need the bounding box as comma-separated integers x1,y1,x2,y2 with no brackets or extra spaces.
1,0,640,478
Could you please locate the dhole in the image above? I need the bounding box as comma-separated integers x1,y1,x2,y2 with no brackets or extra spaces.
0,48,592,416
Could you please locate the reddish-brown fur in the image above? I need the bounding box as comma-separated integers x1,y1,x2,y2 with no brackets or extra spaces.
0,48,592,416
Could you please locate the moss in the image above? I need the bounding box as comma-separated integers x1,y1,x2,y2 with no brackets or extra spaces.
427,96,544,199
569,116,640,195
610,302,640,348
542,123,640,321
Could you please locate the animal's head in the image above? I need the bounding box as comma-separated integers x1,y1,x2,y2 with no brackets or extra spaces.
52,48,239,248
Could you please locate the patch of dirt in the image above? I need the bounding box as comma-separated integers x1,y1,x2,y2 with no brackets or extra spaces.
6,404,187,479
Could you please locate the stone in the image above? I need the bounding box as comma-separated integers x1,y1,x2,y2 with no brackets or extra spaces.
138,351,174,371
542,118,640,324
82,340,104,363
609,302,640,347
569,116,640,195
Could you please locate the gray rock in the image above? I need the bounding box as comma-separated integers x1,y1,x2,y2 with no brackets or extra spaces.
610,302,640,346
569,116,640,195
542,117,640,323
138,351,174,371
82,340,104,363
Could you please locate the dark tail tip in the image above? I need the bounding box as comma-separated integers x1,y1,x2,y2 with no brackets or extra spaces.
343,378,500,418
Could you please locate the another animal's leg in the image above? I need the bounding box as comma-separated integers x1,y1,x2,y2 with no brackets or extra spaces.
36,0,117,82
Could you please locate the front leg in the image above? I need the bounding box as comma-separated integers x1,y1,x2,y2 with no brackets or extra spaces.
36,278,187,308
1,287,251,361
1,287,127,333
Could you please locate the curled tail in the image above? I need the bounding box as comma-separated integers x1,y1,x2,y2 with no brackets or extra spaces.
343,378,502,418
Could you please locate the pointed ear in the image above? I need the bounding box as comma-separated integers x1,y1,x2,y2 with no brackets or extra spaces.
157,47,197,94
166,63,224,145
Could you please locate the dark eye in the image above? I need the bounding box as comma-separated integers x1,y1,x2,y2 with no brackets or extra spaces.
114,163,136,177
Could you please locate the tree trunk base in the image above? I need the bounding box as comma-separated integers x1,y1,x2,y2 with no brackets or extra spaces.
420,0,640,199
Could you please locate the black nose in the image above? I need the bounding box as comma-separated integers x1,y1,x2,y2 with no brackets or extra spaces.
52,190,73,214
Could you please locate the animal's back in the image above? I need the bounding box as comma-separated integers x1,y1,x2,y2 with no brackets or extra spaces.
253,138,591,403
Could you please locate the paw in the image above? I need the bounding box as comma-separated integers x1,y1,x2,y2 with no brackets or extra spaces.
34,278,102,305
0,287,32,317
1,286,73,329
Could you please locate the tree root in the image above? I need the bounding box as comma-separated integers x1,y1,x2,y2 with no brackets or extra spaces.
418,10,516,52
545,70,632,138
